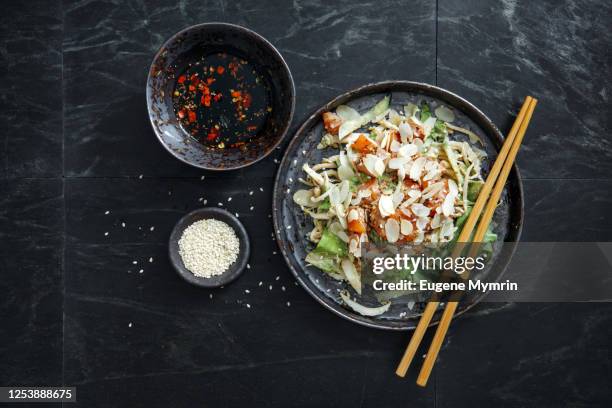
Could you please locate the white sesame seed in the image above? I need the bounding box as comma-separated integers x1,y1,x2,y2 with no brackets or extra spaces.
286,188,290,193
209,293,213,299
274,158,279,163
275,276,280,281
249,191,254,195
139,269,143,274
227,197,232,202
104,232,109,236
286,301,291,307
203,199,208,205
138,174,143,179
132,261,138,265
272,251,277,255
282,286,286,291
247,264,251,269
259,187,264,192
287,225,292,230
302,150,306,155
218,202,223,206
198,197,204,202
269,285,273,290
149,257,153,263
178,219,240,278
258,281,263,286
104,210,110,215
200,175,205,180
249,206,254,211
128,322,133,327
150,226,155,231
121,222,126,228
245,289,250,294
246,304,251,309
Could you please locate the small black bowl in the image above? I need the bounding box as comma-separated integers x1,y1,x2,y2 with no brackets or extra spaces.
169,207,250,288
147,22,295,170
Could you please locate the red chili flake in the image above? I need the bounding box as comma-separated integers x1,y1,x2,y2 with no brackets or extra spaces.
188,84,196,92
207,127,219,141
217,66,225,74
247,125,257,131
213,93,222,102
242,92,252,109
206,77,215,85
178,109,186,119
201,94,211,107
188,110,196,123
231,90,241,98
177,75,186,84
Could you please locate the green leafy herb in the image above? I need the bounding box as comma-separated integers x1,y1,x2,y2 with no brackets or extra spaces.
420,102,432,122
315,229,348,257
318,198,331,211
429,119,447,142
467,181,484,202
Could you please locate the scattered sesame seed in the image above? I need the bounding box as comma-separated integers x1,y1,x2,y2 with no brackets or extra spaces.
203,199,208,205
272,251,277,255
259,187,264,192
128,322,133,327
286,188,290,193
139,269,144,274
289,178,293,183
198,197,204,202
249,206,254,211
293,159,297,165
286,301,291,307
247,264,251,269
245,289,250,294
209,294,213,299
200,175,205,180
149,257,153,263
104,232,109,236
269,285,273,290
275,276,280,281
249,191,254,195
274,158,279,164
218,202,223,206
287,225,292,230
132,261,138,265
246,304,251,308
281,286,286,291
235,213,239,218
227,197,232,202
150,226,155,231
258,281,263,286
104,210,110,215
302,150,306,155
138,174,143,179
121,222,126,228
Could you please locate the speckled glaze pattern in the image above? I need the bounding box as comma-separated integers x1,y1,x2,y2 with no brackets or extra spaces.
273,81,523,330
147,23,295,170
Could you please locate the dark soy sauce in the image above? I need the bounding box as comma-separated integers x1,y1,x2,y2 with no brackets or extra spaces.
172,52,271,149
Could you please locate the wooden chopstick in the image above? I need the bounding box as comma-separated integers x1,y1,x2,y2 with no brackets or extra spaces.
395,96,535,378
415,97,538,387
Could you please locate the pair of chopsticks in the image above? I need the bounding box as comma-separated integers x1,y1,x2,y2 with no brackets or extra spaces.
395,96,538,386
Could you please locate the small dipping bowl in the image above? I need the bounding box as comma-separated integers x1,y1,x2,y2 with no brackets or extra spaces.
147,22,295,170
169,207,250,288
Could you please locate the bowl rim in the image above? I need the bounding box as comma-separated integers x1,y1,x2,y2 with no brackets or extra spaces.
168,207,251,288
146,22,296,171
272,80,524,330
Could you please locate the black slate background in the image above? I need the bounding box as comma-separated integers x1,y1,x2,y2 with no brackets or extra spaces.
1,0,611,407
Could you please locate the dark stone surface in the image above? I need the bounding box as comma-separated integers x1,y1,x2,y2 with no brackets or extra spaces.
437,0,612,179
0,0,63,177
1,0,611,407
0,179,63,387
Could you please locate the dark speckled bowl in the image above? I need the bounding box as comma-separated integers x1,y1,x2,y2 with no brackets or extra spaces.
147,23,295,171
169,207,250,288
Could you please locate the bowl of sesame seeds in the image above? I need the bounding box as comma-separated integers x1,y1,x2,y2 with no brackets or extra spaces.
169,207,250,288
